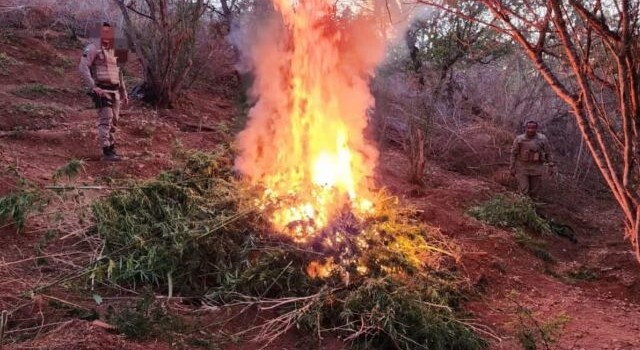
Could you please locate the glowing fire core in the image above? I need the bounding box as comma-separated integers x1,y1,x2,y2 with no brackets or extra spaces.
235,0,384,240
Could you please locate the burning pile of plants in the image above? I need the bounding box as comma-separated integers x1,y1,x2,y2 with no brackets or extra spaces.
90,148,486,349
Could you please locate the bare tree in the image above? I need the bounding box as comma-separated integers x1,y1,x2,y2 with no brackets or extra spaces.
113,0,208,108
420,0,640,263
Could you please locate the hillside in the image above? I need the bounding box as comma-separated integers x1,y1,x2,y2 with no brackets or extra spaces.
1,27,640,350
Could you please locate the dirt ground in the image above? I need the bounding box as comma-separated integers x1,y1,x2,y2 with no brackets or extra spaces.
1,29,640,350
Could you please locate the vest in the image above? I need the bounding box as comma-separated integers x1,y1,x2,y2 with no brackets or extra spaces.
516,134,547,163
93,48,120,86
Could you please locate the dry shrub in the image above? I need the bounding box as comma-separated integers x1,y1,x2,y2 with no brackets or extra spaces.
0,5,55,30
0,0,120,35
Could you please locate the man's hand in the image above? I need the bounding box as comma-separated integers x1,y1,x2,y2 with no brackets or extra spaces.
509,167,516,177
122,94,129,106
547,163,557,176
92,87,106,97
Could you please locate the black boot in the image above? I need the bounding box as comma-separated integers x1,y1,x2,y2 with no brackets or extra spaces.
102,146,122,161
108,144,119,156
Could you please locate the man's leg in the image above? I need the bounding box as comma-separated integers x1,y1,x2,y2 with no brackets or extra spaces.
529,175,543,199
109,93,120,147
515,172,530,195
97,106,113,150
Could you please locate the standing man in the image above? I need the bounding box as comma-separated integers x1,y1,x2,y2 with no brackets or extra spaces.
509,121,555,198
78,22,128,161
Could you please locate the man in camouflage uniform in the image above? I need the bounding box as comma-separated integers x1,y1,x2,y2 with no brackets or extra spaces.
510,121,555,198
78,22,128,161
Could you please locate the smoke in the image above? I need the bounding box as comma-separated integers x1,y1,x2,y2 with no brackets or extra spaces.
232,0,384,182
230,0,406,233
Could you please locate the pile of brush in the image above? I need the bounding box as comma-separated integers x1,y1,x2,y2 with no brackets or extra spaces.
90,148,487,349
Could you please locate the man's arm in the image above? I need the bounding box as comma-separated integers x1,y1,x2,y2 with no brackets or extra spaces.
510,136,519,174
118,69,128,103
78,44,97,90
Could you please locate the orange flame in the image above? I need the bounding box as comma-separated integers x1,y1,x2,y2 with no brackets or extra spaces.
235,0,385,240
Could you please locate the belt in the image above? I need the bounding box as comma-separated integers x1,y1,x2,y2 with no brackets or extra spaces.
97,83,120,90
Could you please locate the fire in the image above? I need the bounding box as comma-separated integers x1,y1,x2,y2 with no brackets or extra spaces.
235,0,385,240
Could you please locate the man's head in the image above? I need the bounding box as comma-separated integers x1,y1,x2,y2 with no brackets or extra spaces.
100,22,114,49
525,120,538,137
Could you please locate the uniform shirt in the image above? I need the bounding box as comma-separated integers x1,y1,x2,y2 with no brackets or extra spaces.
78,43,126,96
510,133,553,176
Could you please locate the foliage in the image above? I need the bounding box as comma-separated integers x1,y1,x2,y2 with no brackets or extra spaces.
8,102,64,119
91,149,485,348
566,266,598,282
336,277,484,350
0,169,42,233
406,3,510,77
108,292,184,340
468,193,552,235
440,0,640,263
509,293,570,350
0,51,19,75
11,83,58,99
513,229,554,264
53,158,86,182
91,147,258,292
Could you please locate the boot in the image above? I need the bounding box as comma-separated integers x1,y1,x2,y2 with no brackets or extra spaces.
102,146,122,161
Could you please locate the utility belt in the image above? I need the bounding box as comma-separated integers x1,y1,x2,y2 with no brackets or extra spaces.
96,83,120,91
521,150,544,163
88,84,120,109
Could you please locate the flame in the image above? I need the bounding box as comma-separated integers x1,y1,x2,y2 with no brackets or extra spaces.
235,0,385,240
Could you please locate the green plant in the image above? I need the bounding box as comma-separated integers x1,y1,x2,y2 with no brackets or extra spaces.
52,66,65,76
510,298,569,350
336,277,484,350
513,229,555,263
56,55,74,68
469,193,552,235
53,159,86,182
0,184,41,233
7,126,26,139
91,149,486,349
0,51,19,75
91,149,256,291
0,29,18,44
108,292,184,340
9,102,64,119
11,84,58,99
566,266,598,282
4,103,65,131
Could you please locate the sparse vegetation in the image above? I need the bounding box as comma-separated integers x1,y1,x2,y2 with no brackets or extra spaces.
0,51,19,75
513,229,555,264
8,102,64,118
1,102,65,131
566,266,598,282
55,55,74,68
108,292,184,340
0,170,42,233
508,293,570,350
52,158,86,183
11,83,58,99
